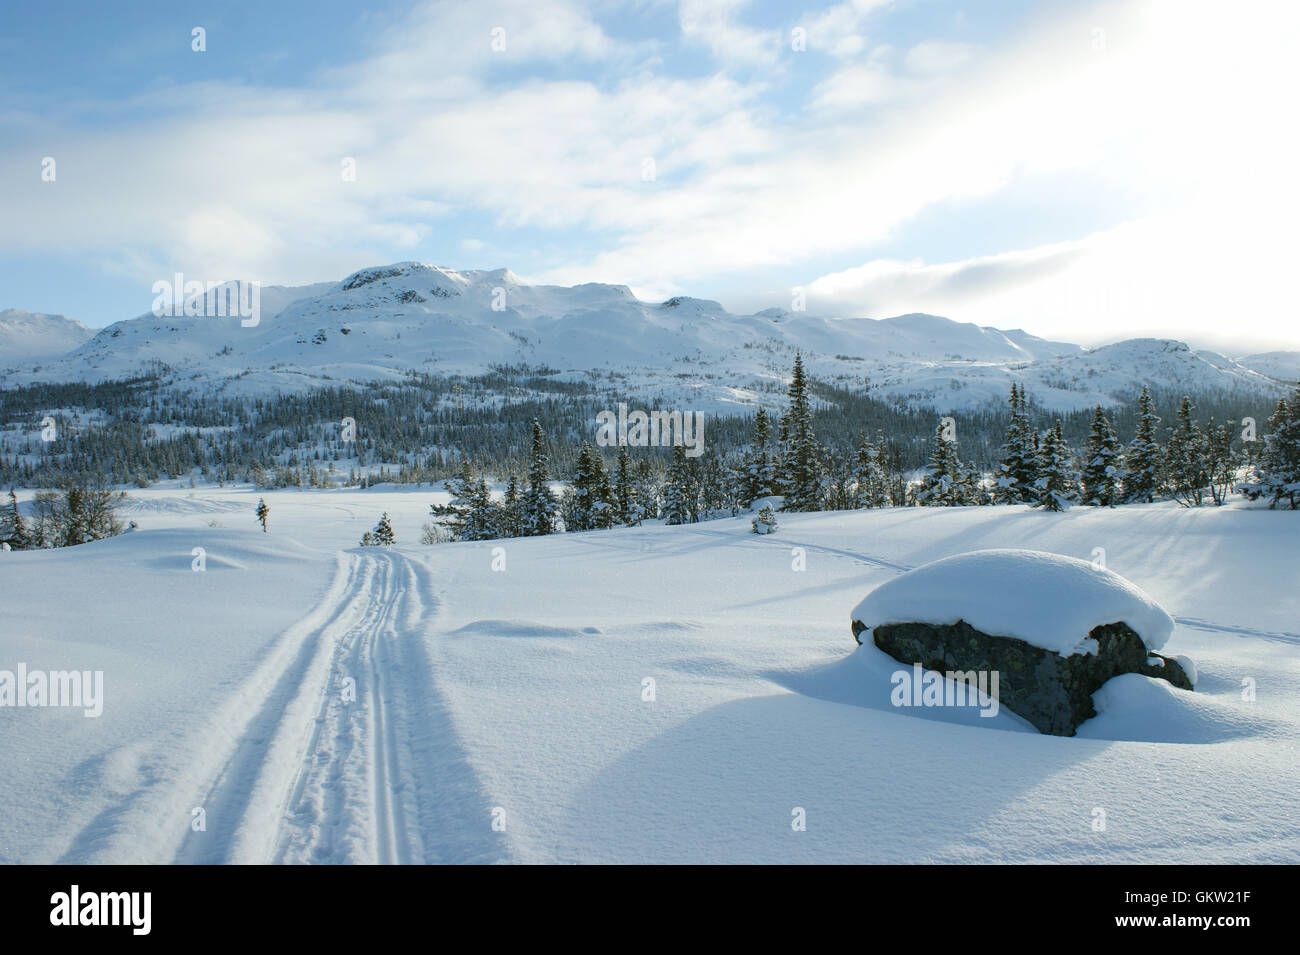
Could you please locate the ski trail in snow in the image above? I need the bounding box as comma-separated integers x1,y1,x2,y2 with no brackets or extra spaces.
166,548,510,864
264,549,510,864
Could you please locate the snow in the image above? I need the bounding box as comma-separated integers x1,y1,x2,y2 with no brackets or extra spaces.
850,548,1177,654
1,490,1298,863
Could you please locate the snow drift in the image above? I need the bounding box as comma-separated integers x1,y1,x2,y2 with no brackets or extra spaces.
849,548,1176,655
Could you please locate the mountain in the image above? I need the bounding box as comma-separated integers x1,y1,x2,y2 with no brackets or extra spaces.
0,309,95,368
0,263,1287,413
1236,351,1300,385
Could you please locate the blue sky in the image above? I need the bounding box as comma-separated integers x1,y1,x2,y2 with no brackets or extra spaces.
2,0,1297,351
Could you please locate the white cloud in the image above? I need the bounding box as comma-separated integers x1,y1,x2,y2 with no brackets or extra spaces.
1,0,1297,351
678,0,783,67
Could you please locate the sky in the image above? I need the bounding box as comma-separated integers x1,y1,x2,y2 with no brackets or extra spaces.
1,0,1298,354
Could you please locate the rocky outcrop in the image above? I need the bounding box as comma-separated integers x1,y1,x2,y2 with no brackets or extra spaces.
852,618,1193,736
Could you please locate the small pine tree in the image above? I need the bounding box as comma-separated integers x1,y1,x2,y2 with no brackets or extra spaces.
372,512,395,545
359,530,375,546
752,504,778,534
1124,387,1163,503
256,497,269,532
1080,406,1123,506
1032,422,1078,511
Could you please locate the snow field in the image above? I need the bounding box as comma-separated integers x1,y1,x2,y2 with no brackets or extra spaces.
1,485,1297,863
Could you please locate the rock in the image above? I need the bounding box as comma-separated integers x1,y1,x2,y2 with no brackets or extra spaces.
852,617,1194,736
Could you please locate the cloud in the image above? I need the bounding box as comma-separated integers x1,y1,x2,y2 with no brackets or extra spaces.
1,0,1297,351
678,0,783,67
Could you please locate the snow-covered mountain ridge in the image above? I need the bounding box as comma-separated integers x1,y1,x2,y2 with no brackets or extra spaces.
1,262,1290,413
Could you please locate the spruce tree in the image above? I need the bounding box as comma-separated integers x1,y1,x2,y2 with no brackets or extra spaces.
372,512,395,545
1164,396,1207,507
1203,418,1237,506
500,473,523,537
256,497,269,532
2,489,27,549
521,419,557,536
778,354,821,511
662,444,693,525
1032,422,1078,511
1080,406,1123,506
1241,387,1300,509
613,447,636,525
996,383,1037,504
852,431,888,508
917,422,963,506
569,442,614,531
742,408,778,506
1124,387,1163,503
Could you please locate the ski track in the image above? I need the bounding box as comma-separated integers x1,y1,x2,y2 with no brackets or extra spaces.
175,549,509,865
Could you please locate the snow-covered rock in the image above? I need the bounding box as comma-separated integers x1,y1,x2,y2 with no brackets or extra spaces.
850,548,1175,655
849,549,1193,736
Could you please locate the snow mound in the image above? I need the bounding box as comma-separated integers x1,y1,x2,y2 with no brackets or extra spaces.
850,549,1175,655
1079,674,1274,743
448,619,601,638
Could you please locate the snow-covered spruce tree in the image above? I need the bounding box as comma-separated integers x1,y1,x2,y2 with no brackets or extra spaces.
1163,396,1208,507
1203,418,1238,506
852,431,888,508
521,419,557,536
778,354,822,511
1240,387,1300,509
752,504,778,534
995,383,1037,504
569,442,616,531
662,444,694,525
372,512,395,545
632,456,660,522
498,473,523,538
1080,405,1123,507
256,497,269,532
916,422,964,506
1124,386,1163,503
3,489,28,549
613,447,638,525
741,407,779,507
1032,422,1079,511
439,460,495,540
359,530,375,546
